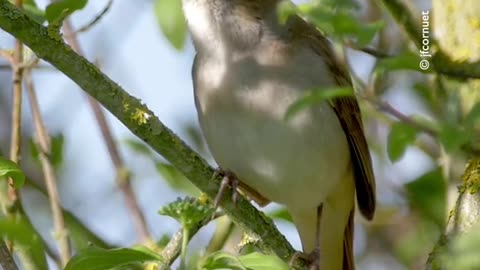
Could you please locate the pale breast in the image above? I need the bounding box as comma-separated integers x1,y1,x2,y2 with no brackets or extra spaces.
193,48,351,209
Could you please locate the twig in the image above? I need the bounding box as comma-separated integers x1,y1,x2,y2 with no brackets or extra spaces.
62,20,151,243
0,243,18,270
0,4,302,267
8,0,23,205
73,0,113,34
24,69,71,266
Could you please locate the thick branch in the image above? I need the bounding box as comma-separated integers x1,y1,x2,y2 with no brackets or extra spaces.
0,0,300,265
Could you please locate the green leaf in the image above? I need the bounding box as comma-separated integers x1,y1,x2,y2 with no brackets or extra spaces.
45,0,88,23
0,156,25,188
238,252,291,270
387,122,418,162
285,87,353,120
199,252,246,270
376,51,424,72
0,217,48,269
438,124,472,153
464,103,480,129
199,252,291,270
64,247,163,270
23,0,45,24
405,168,445,228
154,0,187,50
29,134,65,170
267,207,293,223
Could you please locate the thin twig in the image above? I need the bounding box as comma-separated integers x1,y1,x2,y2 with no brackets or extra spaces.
73,0,113,34
61,20,151,243
24,69,71,266
8,0,23,204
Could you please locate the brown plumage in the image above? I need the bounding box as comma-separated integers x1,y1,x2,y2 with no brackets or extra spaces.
182,1,376,269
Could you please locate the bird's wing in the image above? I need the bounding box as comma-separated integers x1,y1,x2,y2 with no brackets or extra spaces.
287,16,376,220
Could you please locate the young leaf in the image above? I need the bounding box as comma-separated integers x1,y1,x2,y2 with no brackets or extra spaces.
154,0,187,50
64,247,163,270
0,156,25,188
387,122,418,162
158,197,214,230
45,0,88,23
285,87,353,120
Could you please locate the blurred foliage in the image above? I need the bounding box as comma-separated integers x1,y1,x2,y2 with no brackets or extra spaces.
2,0,480,269
28,134,65,170
154,0,187,50
0,156,25,188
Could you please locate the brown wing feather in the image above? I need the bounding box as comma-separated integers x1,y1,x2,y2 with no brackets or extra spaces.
287,16,376,220
343,210,355,270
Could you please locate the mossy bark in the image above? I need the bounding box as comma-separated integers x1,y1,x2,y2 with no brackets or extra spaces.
427,1,480,269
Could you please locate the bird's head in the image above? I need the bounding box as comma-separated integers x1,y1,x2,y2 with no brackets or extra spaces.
181,0,280,54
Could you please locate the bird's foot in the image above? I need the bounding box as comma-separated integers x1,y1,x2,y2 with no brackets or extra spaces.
212,169,239,208
288,249,320,270
211,168,270,209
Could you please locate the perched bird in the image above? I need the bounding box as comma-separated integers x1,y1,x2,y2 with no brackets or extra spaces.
182,0,376,269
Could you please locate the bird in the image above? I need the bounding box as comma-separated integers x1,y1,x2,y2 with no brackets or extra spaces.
181,0,376,269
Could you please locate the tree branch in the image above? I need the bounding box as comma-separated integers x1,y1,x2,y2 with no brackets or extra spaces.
376,0,480,79
0,1,301,266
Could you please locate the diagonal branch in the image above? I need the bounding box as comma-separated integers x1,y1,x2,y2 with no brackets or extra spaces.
0,1,303,267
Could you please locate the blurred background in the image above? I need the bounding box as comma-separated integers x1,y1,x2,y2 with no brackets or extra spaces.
2,0,473,269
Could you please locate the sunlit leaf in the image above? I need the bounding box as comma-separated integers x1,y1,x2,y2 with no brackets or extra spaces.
0,156,25,188
387,122,418,162
285,87,352,120
64,247,162,270
45,0,88,23
154,0,187,50
405,168,445,228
